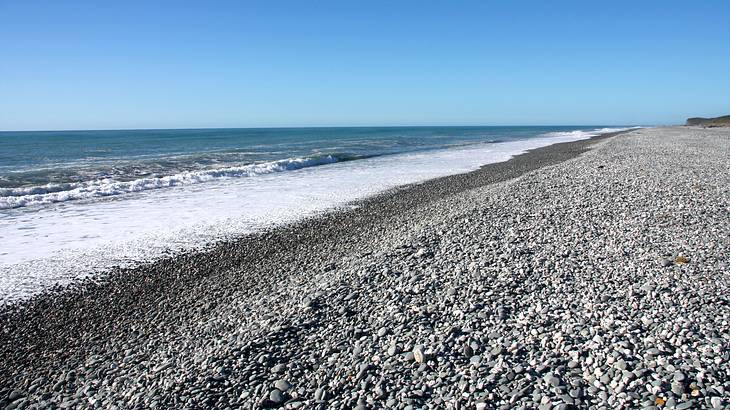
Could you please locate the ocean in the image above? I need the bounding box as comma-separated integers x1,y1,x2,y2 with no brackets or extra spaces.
0,126,633,302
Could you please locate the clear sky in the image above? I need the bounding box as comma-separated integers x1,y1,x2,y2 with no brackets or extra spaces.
1,0,729,131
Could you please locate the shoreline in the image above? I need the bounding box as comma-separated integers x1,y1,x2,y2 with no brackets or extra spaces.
0,130,625,312
0,128,628,303
0,130,626,390
3,127,728,408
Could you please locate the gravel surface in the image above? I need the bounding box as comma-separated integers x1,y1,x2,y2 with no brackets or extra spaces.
1,126,729,409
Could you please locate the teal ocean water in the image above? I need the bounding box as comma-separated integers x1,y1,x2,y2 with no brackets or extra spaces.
2,126,617,210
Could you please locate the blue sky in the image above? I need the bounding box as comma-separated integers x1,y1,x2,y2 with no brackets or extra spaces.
1,1,729,130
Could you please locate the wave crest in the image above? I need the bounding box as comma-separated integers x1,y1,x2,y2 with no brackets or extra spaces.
0,155,340,210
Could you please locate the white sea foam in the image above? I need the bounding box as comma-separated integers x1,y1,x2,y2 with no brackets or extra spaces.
541,127,641,139
0,155,339,209
0,127,634,303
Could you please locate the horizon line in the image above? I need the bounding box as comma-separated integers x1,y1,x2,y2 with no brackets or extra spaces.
0,122,659,133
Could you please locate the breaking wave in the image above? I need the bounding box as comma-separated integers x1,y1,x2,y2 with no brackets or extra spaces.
0,155,343,210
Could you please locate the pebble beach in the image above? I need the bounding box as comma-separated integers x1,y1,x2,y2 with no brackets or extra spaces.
1,126,729,409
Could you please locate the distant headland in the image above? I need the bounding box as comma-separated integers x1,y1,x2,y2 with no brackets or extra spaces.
686,114,730,127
